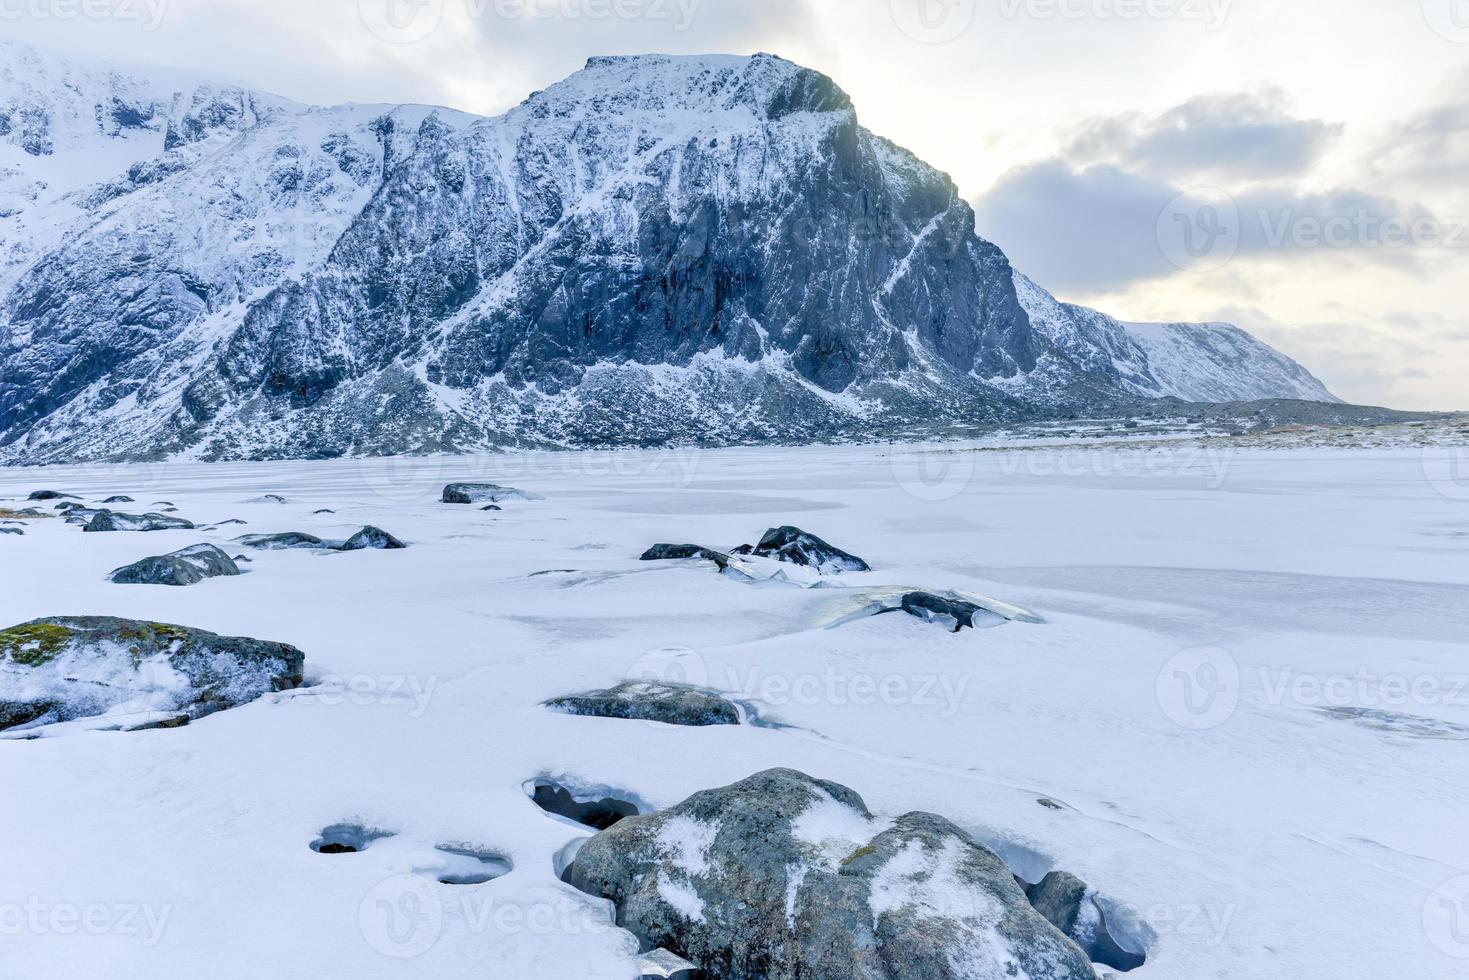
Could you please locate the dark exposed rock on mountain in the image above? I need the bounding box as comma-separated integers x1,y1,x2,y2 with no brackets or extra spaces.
108,543,242,586
0,43,1338,464
563,768,1098,980
0,616,304,732
547,682,742,728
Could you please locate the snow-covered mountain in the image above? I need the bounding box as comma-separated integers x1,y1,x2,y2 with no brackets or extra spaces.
0,43,1336,463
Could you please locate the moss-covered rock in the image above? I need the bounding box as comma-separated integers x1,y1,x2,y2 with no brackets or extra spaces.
0,623,76,666
0,616,305,733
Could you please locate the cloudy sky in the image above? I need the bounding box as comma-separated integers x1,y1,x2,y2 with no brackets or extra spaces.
6,0,1466,408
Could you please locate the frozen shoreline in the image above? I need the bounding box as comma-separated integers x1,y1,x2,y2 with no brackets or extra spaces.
1,441,1466,978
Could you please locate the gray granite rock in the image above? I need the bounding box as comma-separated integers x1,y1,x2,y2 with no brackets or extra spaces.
108,544,242,587
564,769,1097,980
84,510,196,532
0,616,305,732
442,483,542,505
547,682,741,728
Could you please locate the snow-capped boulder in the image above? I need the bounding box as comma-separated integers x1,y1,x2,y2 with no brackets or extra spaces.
83,510,195,532
734,526,871,574
108,543,241,586
338,526,406,551
547,682,741,728
0,616,304,732
564,769,1097,980
236,531,324,550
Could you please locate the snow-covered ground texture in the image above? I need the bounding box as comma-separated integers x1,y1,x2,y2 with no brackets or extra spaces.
0,41,1336,464
1,440,1466,978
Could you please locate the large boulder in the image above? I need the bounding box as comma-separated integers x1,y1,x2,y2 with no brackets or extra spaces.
564,769,1097,980
734,526,871,573
0,617,305,732
442,483,542,505
84,511,195,533
547,682,741,728
108,544,242,587
100,495,135,504
27,490,77,501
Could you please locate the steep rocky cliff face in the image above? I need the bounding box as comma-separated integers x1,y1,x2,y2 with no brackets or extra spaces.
0,45,1336,462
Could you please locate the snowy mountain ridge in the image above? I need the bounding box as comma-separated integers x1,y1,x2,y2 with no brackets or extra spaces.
0,43,1336,463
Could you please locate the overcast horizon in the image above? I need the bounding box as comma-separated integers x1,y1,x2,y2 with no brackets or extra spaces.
4,0,1466,410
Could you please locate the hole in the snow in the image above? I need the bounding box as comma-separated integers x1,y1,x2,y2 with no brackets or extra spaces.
554,838,588,881
1021,872,1149,973
433,846,513,886
310,823,393,855
528,778,643,831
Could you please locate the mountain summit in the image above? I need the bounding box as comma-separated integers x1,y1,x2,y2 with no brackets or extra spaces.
0,45,1335,462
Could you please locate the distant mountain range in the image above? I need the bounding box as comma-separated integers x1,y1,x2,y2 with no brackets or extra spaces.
0,42,1337,462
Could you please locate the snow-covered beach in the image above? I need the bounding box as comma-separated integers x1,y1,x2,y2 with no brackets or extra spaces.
2,439,1465,978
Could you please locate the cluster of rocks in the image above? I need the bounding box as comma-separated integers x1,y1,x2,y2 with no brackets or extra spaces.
0,616,305,733
563,768,1135,980
641,526,1016,634
641,525,870,576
